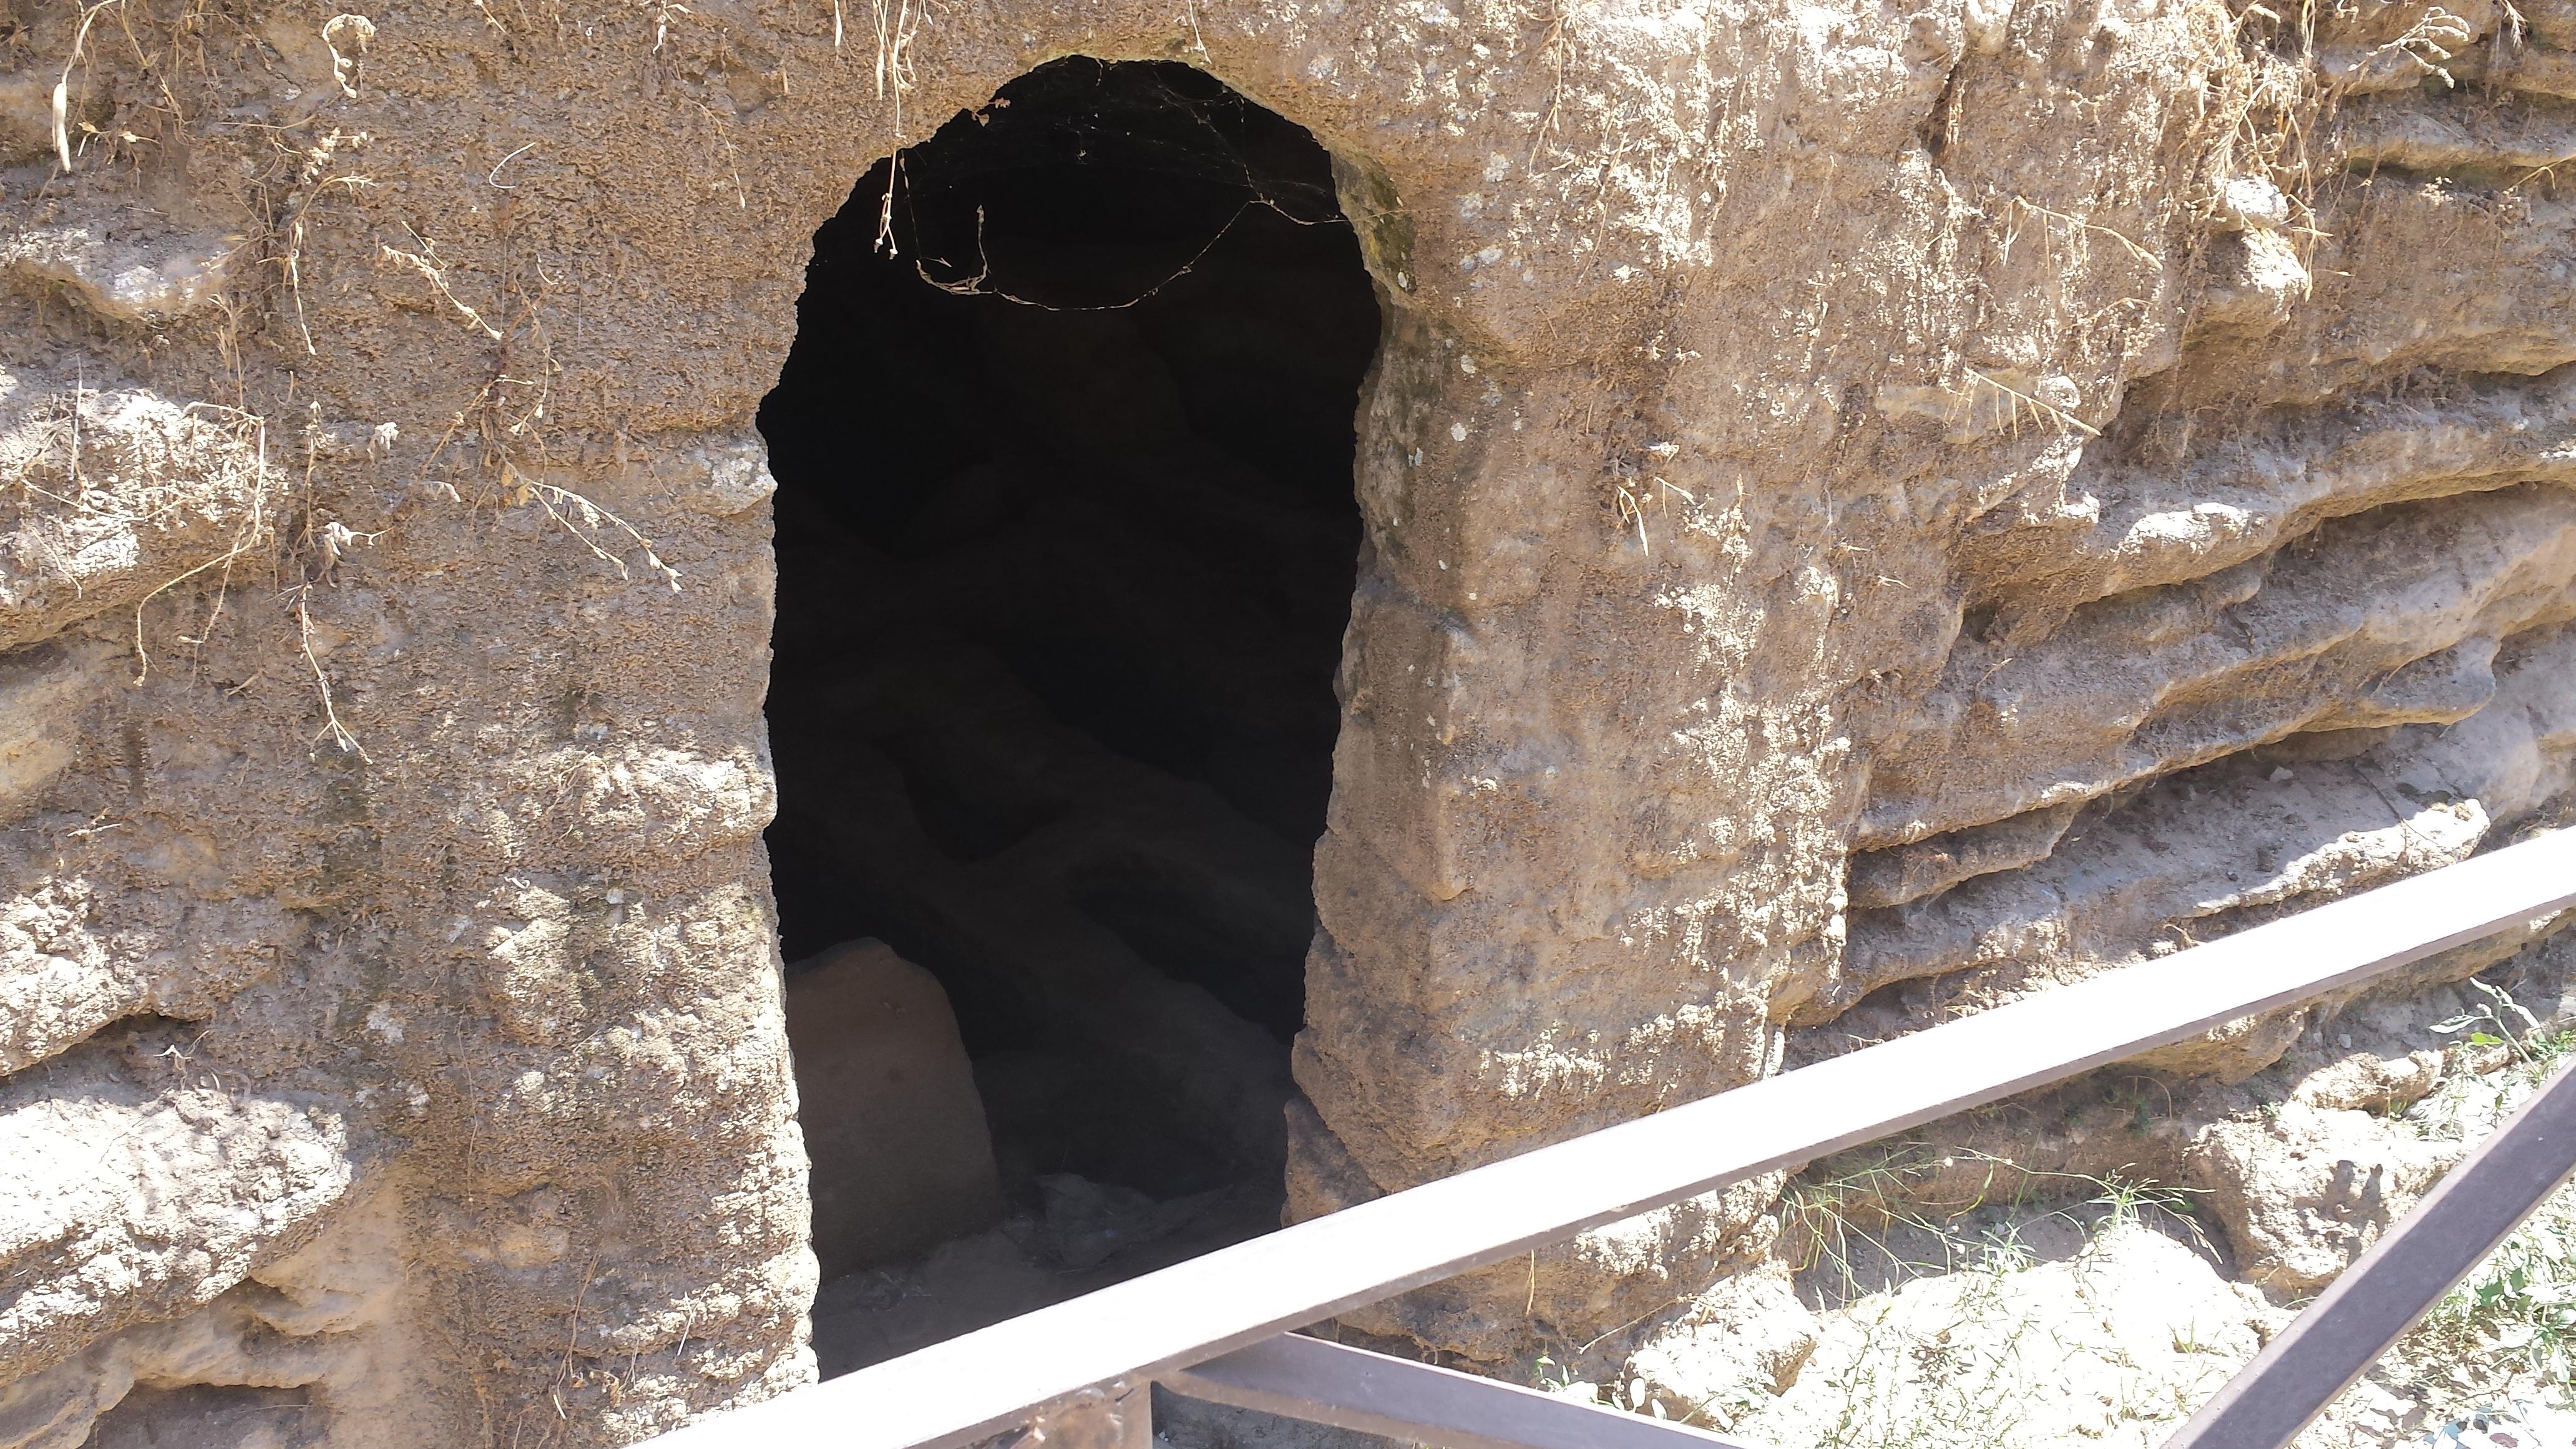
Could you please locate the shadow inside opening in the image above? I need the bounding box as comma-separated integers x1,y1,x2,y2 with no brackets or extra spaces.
755,56,1378,1377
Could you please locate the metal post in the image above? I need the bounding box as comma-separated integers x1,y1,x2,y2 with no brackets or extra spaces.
2163,1056,2576,1449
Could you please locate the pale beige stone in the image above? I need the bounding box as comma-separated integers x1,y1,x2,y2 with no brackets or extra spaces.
786,940,1003,1278
2188,1103,2460,1294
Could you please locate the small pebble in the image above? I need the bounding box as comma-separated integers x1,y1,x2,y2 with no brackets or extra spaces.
2269,766,2296,783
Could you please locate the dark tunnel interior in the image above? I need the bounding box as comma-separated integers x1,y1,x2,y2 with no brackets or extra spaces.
756,57,1380,1363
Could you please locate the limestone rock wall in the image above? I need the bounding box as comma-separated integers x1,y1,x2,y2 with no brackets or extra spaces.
0,0,2568,1441
1818,4,2576,1071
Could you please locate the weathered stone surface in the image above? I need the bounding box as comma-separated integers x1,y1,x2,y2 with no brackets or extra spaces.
1787,927,2576,1243
1624,1266,1820,1412
0,218,236,326
2336,96,2576,175
1738,1224,2278,1446
1740,934,2576,1440
2188,1103,2458,1295
0,1184,421,1449
1861,484,2576,851
0,640,119,816
0,1036,356,1388
1956,369,2576,647
1845,803,2079,912
0,375,277,655
1812,619,2576,1063
0,840,305,1078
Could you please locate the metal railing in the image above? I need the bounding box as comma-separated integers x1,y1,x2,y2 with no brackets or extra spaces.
646,827,2576,1449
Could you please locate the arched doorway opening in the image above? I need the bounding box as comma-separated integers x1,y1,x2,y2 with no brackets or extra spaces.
756,57,1379,1371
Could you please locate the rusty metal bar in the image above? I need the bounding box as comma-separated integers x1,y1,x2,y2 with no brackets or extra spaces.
1162,1333,1760,1449
2162,1055,2576,1449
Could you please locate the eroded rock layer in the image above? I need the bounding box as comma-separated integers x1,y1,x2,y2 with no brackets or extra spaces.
1825,3,2576,1065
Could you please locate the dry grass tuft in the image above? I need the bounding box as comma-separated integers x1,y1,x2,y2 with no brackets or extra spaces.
2,386,281,683
1780,1147,2208,1306
421,306,684,597
378,225,504,342
2178,0,2335,254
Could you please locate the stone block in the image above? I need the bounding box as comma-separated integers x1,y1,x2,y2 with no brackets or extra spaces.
786,939,1003,1277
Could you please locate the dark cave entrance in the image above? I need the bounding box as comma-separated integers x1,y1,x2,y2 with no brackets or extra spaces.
756,59,1378,1365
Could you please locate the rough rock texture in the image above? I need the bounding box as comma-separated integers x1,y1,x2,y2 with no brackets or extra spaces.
2188,1102,2457,1294
1622,1265,1820,1413
0,1032,356,1387
0,376,275,655
0,1181,424,1449
0,0,2570,1437
1629,931,2576,1446
1739,1223,2279,1447
1783,931,2572,1248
